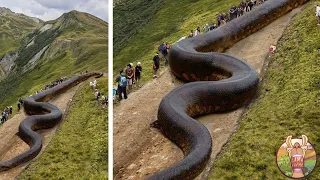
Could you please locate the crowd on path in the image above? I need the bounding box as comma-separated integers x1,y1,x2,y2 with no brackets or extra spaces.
0,106,13,124
188,0,268,38
115,62,143,101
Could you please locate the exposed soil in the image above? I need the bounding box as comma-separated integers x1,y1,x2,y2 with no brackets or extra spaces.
0,84,80,180
113,7,303,180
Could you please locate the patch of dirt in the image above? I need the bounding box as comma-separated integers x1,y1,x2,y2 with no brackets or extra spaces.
113,7,303,180
0,84,80,180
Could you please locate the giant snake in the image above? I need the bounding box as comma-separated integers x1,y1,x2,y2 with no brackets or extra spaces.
147,0,308,179
0,72,102,171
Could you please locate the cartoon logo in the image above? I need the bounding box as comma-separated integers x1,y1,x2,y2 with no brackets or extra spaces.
276,135,317,179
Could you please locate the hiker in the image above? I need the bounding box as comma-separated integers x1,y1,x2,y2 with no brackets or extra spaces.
153,53,160,78
203,24,209,33
220,14,227,25
195,27,200,36
129,63,135,84
188,30,194,38
126,64,134,91
229,6,236,20
2,111,7,122
135,62,142,87
90,81,94,90
18,97,23,105
316,4,320,25
217,13,222,26
113,86,118,103
247,1,254,12
209,24,217,31
18,102,21,111
269,45,276,57
115,69,127,100
9,106,12,114
93,78,97,87
101,94,107,109
162,43,169,65
95,89,100,100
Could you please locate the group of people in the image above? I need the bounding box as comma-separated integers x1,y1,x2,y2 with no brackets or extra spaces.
188,0,268,37
44,76,67,90
0,106,13,124
89,78,107,109
152,42,171,78
115,62,143,100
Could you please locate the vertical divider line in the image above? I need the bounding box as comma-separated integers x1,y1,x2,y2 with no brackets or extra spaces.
108,0,114,179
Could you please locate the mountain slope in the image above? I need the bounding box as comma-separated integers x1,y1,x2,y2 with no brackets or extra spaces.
113,0,164,55
0,7,43,77
0,9,107,110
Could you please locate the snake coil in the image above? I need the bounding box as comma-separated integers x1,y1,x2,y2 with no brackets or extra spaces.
147,0,308,179
0,72,102,171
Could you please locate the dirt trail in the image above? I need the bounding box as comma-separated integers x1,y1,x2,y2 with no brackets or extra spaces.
0,84,80,180
113,7,302,180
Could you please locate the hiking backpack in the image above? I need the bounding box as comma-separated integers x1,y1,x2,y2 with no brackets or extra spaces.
119,75,127,87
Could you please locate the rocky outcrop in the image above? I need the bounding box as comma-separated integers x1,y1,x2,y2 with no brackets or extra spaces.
0,52,18,79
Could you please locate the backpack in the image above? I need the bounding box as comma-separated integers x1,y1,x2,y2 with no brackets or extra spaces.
119,75,127,87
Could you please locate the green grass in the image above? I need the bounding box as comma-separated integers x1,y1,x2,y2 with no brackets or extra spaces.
19,77,108,180
113,0,246,85
209,2,320,179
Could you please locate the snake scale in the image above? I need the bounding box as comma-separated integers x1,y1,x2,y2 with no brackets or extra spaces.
147,0,308,179
0,72,102,171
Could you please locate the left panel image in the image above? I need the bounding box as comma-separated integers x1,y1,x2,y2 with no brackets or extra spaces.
0,1,108,179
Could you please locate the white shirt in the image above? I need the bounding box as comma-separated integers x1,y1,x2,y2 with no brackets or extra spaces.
195,30,200,36
316,6,320,16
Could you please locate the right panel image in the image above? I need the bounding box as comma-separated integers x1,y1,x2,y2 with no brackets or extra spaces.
113,0,320,179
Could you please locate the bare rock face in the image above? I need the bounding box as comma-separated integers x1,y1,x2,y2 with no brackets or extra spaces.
0,52,18,79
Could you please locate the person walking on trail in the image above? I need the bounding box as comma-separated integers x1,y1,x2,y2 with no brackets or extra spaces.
162,43,169,66
135,62,142,87
153,53,160,78
188,30,194,38
126,64,134,92
9,106,12,115
217,13,222,26
316,4,320,25
129,63,135,84
17,102,21,111
195,27,200,36
115,69,127,100
2,111,7,122
95,89,101,100
18,98,23,105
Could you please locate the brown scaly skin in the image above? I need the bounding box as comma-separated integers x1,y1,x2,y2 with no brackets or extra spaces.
0,72,102,171
147,0,309,179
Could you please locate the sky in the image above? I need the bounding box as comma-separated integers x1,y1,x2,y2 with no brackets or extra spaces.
0,0,108,21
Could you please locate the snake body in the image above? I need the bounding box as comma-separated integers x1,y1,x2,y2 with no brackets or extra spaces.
0,72,101,171
147,0,308,179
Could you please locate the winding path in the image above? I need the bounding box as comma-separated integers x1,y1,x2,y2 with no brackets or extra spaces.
0,73,99,179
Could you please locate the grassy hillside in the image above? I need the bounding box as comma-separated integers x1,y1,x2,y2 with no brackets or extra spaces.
113,0,164,55
113,0,246,84
0,8,43,56
19,77,108,180
209,2,320,179
0,10,107,111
